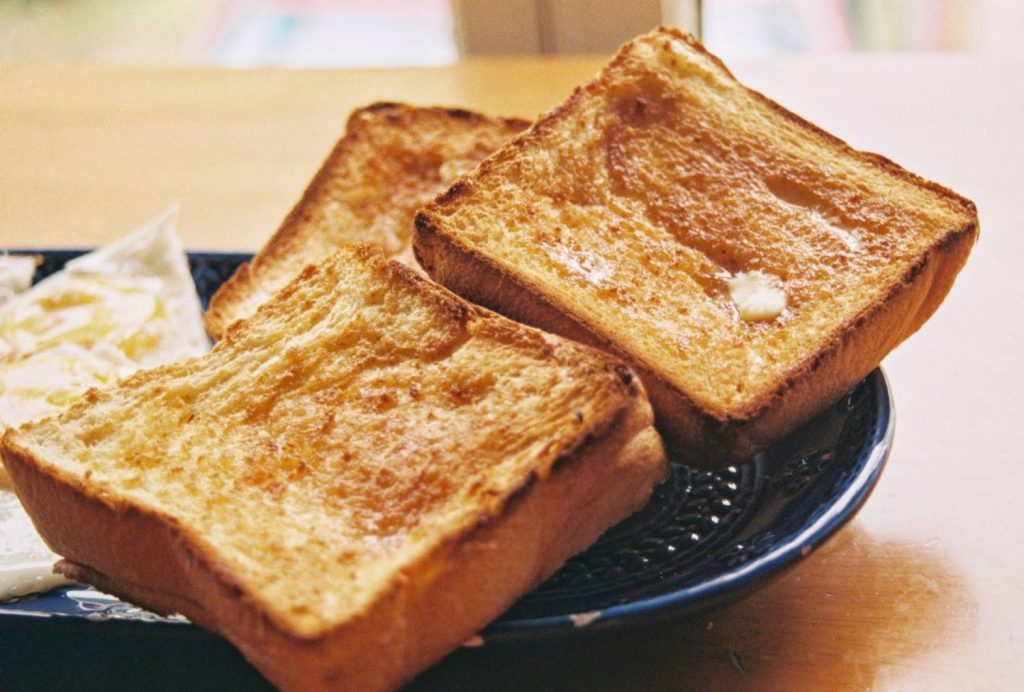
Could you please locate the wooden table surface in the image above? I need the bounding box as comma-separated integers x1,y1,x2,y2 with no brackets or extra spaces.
1,55,1021,690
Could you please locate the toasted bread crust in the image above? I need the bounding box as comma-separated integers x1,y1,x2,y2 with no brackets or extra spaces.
204,103,527,339
415,209,976,458
2,245,666,691
415,28,978,464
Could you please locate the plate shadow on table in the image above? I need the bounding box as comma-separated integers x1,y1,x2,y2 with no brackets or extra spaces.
410,522,977,692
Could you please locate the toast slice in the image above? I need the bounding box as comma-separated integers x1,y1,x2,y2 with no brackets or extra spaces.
2,245,666,691
415,28,978,464
204,102,527,339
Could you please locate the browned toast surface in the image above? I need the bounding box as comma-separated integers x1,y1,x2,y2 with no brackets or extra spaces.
2,245,665,690
415,28,977,463
204,103,527,338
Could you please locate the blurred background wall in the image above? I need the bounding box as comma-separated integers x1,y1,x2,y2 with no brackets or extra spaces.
0,0,1020,66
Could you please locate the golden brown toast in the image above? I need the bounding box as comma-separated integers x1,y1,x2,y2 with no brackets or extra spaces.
204,102,527,339
2,245,666,691
415,28,978,465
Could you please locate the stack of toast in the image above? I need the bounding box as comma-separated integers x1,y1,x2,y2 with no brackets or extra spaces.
1,27,976,691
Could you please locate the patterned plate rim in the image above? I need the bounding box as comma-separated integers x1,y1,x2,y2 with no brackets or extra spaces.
480,368,893,641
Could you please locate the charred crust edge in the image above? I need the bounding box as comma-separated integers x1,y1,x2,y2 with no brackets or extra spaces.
433,180,471,207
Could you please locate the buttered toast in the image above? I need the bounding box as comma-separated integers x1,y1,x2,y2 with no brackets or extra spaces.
204,102,527,339
2,245,666,691
415,28,978,464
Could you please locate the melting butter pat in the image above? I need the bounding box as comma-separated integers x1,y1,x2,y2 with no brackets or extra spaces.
728,271,787,322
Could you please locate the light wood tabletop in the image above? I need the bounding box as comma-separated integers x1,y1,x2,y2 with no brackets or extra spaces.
1,54,1021,690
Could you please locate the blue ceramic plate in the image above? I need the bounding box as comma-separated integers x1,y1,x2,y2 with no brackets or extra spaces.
0,250,892,645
